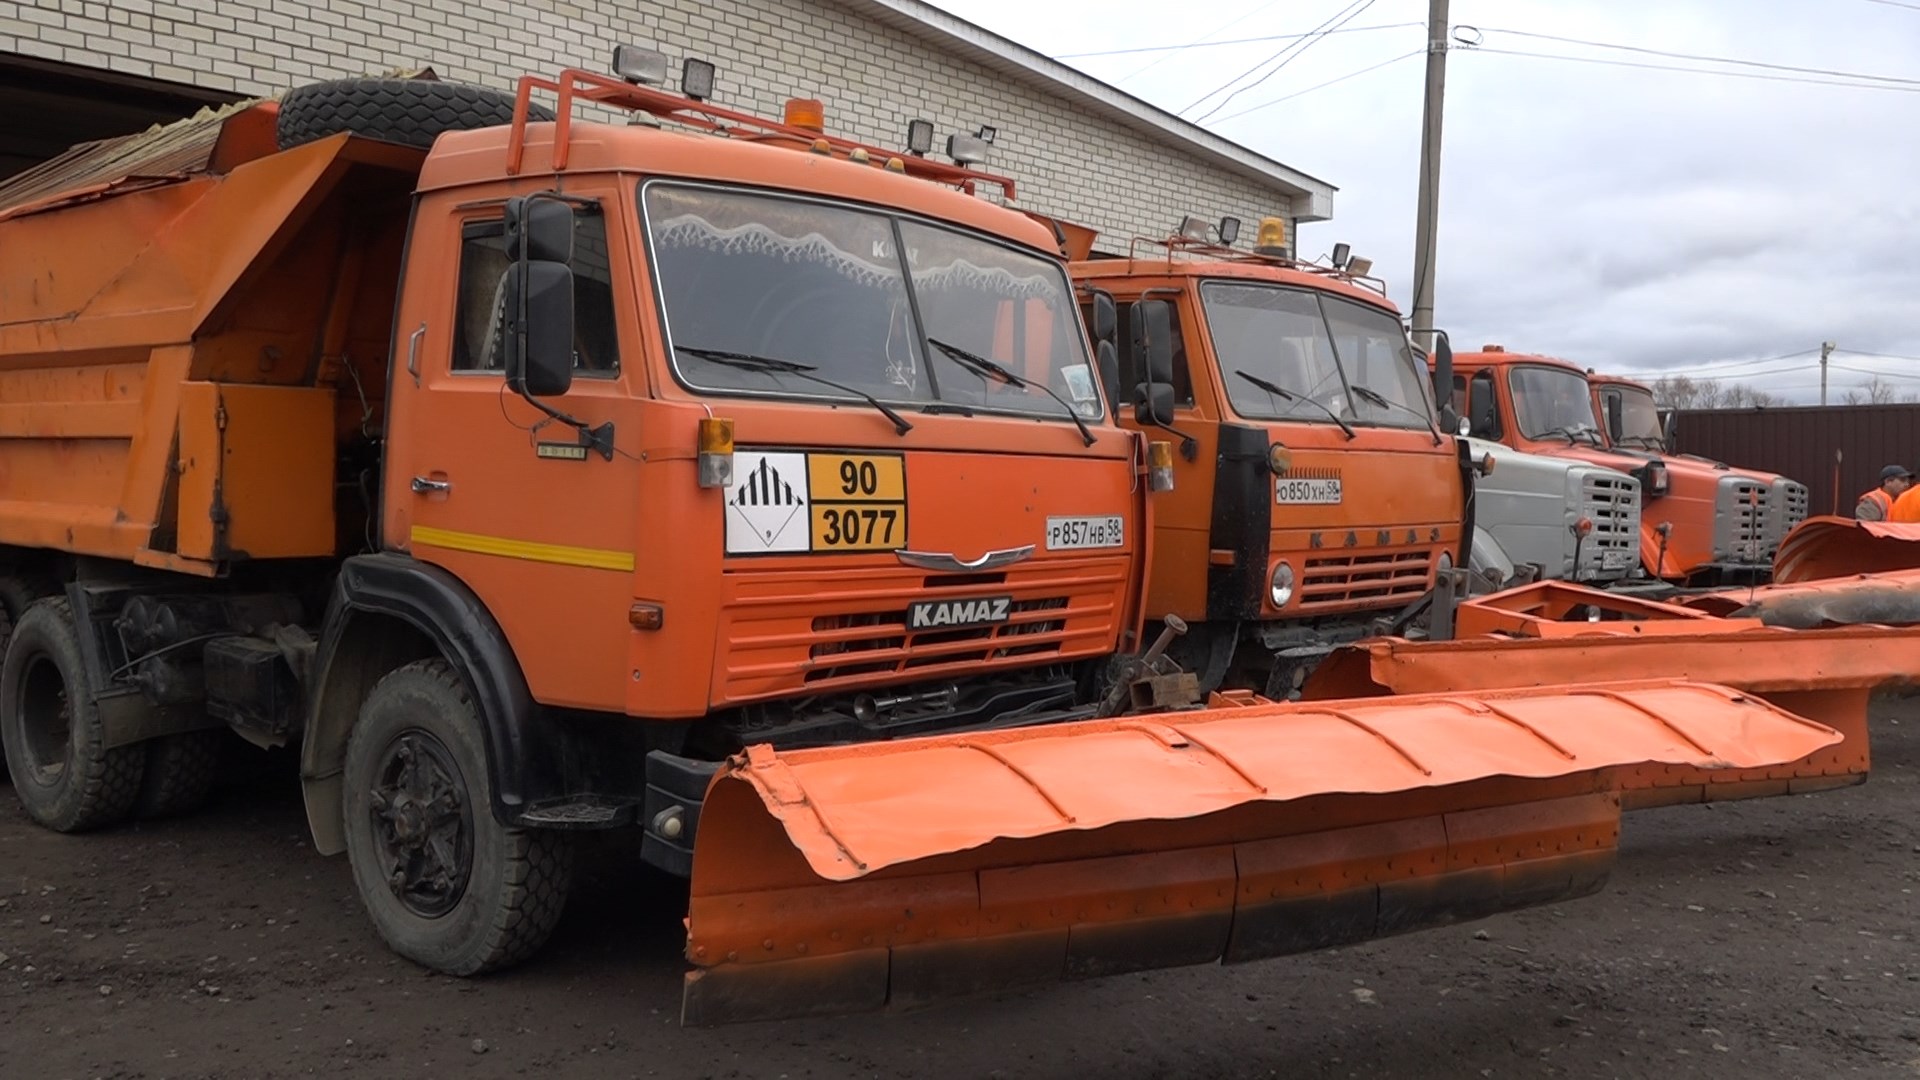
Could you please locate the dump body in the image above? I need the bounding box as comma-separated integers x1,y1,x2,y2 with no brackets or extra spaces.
1450,349,1776,585
1071,252,1464,696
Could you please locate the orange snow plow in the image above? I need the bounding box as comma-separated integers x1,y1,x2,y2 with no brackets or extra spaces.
1768,516,1920,585
680,680,1839,1024
1306,577,1920,808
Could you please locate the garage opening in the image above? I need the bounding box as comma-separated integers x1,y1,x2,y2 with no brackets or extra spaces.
0,54,241,179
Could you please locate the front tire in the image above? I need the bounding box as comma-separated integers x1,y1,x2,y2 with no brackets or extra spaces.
342,659,571,975
0,599,144,831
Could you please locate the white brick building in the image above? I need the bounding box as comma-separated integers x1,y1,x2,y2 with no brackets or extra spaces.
0,0,1335,252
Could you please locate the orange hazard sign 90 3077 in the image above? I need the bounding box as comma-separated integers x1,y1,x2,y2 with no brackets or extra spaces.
723,448,908,555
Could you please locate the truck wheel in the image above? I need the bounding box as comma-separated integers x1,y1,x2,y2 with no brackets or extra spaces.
276,79,556,152
132,730,224,820
0,599,144,832
342,659,571,975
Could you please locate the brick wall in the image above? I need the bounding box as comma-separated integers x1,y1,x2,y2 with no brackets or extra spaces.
0,0,1309,252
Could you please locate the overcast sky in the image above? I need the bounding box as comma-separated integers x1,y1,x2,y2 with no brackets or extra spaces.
933,0,1920,402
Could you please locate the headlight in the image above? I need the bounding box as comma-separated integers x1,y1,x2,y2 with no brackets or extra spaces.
1638,462,1670,497
1267,442,1292,475
1269,560,1295,607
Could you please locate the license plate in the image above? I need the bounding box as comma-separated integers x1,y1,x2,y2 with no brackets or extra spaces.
1275,478,1343,505
1046,515,1124,550
1602,549,1634,571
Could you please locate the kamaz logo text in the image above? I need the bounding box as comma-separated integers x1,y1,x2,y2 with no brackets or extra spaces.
907,596,1012,630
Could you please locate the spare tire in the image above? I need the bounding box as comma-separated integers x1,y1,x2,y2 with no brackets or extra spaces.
276,78,555,152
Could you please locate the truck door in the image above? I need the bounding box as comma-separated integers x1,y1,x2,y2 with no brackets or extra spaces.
380,192,642,711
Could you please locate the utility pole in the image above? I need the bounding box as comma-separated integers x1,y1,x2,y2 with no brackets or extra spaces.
1820,340,1834,406
1410,0,1450,354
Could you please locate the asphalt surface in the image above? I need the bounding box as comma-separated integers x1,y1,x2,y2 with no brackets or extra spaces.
2,701,1917,1079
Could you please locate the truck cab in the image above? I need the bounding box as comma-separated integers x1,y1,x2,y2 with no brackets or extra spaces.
1072,228,1465,697
1452,348,1769,584
1590,373,1807,559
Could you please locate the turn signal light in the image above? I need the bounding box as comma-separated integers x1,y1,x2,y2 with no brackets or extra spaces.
697,417,735,489
1267,442,1293,475
1574,516,1595,538
1148,439,1175,491
629,603,665,631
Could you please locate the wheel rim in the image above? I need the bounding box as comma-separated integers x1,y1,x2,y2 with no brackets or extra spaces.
16,653,72,785
367,730,474,918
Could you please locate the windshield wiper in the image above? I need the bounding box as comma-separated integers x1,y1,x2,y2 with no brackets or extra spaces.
1349,385,1441,445
1539,424,1597,446
676,346,913,436
1233,369,1356,440
925,337,1096,447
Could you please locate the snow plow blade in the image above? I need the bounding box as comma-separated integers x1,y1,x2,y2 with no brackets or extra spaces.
1309,580,1920,807
680,681,1838,1026
1771,516,1920,584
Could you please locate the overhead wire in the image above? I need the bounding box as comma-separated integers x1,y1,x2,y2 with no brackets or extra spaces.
1463,46,1920,95
1056,22,1420,60
1211,48,1423,122
1181,0,1378,121
1114,0,1286,83
1468,26,1920,87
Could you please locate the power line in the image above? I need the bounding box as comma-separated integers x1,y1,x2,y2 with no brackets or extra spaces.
1618,348,1821,379
1116,0,1285,83
1469,26,1920,87
1861,0,1920,10
1212,49,1424,122
1834,348,1920,363
1466,47,1920,95
1196,0,1382,122
1180,0,1376,119
1057,22,1420,60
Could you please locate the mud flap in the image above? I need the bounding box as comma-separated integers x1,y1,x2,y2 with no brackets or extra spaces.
680,681,1838,1026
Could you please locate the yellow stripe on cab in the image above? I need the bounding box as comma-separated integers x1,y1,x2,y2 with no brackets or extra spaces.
409,525,634,572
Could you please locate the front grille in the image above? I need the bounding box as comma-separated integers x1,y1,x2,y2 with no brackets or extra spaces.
1763,478,1809,555
1714,477,1769,561
806,595,1074,682
1298,548,1433,611
1579,472,1642,575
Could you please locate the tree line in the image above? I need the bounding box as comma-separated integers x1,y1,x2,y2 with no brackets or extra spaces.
1649,373,1917,410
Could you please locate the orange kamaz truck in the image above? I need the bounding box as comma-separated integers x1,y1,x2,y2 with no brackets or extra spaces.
1453,347,1786,585
1070,226,1470,697
0,52,1837,1026
1590,371,1808,560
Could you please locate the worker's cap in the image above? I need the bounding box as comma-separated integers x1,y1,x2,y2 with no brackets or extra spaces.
1883,464,1914,481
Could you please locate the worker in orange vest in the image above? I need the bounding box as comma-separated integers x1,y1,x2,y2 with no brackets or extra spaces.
1891,472,1920,523
1858,464,1913,520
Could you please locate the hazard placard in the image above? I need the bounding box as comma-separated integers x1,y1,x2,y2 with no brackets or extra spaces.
725,449,908,556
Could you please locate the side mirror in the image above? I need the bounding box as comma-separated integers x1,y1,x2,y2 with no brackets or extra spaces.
1090,290,1117,345
1661,410,1677,451
506,196,575,263
1095,339,1120,413
1605,399,1624,444
505,261,576,397
1134,382,1176,427
1430,331,1457,433
1129,299,1174,386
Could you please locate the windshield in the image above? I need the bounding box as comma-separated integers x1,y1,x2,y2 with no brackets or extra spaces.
1611,386,1664,446
1201,281,1432,430
1510,366,1603,444
644,183,1102,421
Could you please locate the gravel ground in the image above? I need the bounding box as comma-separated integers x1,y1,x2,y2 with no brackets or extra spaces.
1,700,1916,1080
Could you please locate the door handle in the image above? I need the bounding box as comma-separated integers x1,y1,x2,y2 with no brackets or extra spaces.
410,476,451,494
